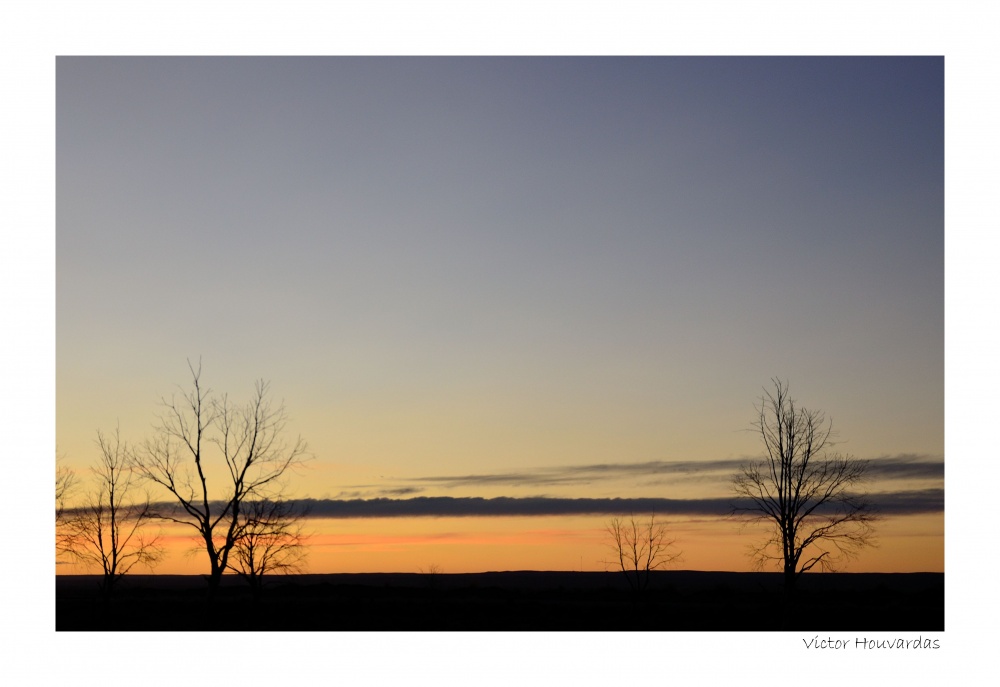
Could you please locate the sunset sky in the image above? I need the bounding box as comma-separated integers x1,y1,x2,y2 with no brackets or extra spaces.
55,56,944,575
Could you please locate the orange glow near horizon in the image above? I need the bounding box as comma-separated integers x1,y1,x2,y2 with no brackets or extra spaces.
55,513,943,576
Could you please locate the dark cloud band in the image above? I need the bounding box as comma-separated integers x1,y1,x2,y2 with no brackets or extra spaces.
268,488,942,519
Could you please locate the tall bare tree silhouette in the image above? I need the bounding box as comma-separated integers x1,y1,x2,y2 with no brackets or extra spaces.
133,361,308,595
732,379,878,592
58,427,162,595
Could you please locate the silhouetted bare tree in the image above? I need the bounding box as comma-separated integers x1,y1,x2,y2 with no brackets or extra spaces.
732,379,878,592
55,457,76,519
605,513,681,592
231,495,308,598
133,361,308,595
58,427,162,594
55,455,77,570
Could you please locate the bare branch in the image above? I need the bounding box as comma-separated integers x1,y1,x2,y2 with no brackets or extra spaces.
230,492,309,597
55,457,77,519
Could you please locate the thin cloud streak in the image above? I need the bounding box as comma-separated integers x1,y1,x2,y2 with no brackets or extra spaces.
863,454,945,480
398,455,944,489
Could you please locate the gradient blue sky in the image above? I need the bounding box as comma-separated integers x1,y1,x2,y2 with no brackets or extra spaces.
58,57,942,462
54,56,945,574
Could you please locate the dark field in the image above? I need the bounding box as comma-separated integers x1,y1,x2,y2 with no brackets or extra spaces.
56,570,944,631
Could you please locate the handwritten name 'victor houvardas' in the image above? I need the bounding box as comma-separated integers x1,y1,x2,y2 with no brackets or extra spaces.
803,636,941,650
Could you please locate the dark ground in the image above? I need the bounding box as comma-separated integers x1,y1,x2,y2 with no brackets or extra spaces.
56,570,944,631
